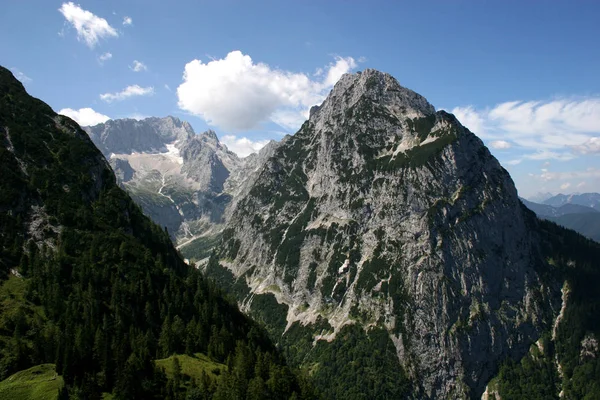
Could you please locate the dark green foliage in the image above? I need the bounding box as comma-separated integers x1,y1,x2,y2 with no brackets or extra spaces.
283,323,410,399
496,335,559,400
494,212,600,399
0,66,311,400
406,115,437,141
249,294,289,339
547,212,600,243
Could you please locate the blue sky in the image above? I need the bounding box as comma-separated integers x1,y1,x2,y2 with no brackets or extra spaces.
1,1,600,198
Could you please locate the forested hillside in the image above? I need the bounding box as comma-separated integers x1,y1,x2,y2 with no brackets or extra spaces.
0,66,312,399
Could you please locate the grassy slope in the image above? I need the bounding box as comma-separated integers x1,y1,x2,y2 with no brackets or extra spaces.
0,364,62,400
155,353,226,382
0,276,47,375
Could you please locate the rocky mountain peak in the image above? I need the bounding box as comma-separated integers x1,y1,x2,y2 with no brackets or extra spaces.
311,69,435,128
212,68,560,398
198,129,219,143
84,115,195,156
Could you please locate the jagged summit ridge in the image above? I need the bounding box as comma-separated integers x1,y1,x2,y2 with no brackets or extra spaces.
311,69,435,128
85,115,195,156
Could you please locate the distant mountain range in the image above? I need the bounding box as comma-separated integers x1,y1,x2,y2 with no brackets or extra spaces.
84,117,277,256
521,194,600,242
542,192,600,209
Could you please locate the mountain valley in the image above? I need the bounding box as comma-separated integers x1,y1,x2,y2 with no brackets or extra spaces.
1,65,599,399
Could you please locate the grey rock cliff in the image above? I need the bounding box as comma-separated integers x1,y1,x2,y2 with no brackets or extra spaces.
216,69,560,398
85,116,194,156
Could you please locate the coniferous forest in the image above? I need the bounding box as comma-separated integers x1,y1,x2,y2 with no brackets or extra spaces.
0,66,313,399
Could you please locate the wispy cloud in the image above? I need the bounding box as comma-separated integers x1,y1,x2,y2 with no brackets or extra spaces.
123,16,132,26
177,51,359,132
130,60,147,72
59,107,110,126
532,167,600,182
100,85,154,102
58,2,118,48
10,67,32,83
489,140,511,149
571,137,600,154
450,98,600,154
98,52,112,64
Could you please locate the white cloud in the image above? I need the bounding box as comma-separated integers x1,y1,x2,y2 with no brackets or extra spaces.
100,85,154,102
127,113,150,121
58,2,118,48
502,150,574,167
323,56,357,86
123,16,132,26
451,106,487,136
59,107,110,126
571,137,600,154
577,181,586,188
9,67,32,83
220,135,270,157
524,150,574,161
130,60,147,72
560,182,571,190
98,52,112,63
489,140,511,149
177,50,358,131
271,109,309,131
450,98,600,156
534,167,600,182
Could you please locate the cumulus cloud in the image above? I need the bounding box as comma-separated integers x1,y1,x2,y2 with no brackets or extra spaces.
10,67,32,83
58,2,118,48
98,52,112,63
220,135,270,157
59,107,110,126
450,98,600,156
560,182,571,190
323,56,357,86
177,51,358,131
100,85,154,102
489,140,511,149
123,16,132,26
130,60,147,72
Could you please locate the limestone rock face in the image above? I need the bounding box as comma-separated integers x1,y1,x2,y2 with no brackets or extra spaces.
84,118,250,246
217,69,560,398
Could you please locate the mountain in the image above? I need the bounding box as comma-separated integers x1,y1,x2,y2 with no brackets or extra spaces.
84,118,239,249
521,198,599,218
546,213,600,242
543,193,600,209
0,66,311,399
521,198,600,242
527,192,555,203
201,69,600,399
83,118,278,260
